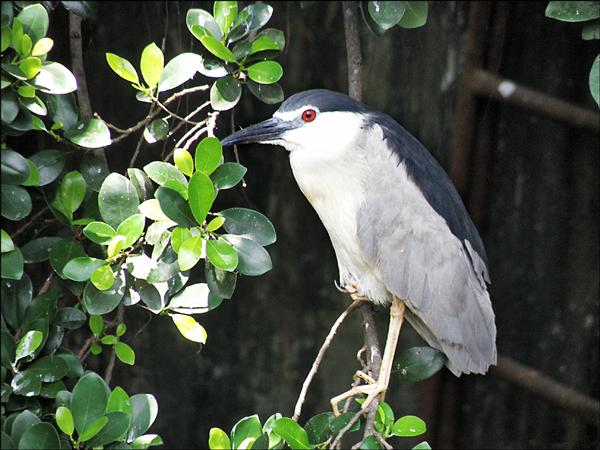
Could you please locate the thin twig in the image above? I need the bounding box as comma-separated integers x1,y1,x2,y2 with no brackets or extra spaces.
12,206,49,240
78,335,96,361
331,408,363,449
129,127,150,167
38,273,54,294
292,299,363,421
104,306,124,385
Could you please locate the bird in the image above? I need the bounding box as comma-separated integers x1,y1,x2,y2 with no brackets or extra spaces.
220,89,497,414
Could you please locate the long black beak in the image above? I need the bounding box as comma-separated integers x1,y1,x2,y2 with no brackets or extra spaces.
221,117,294,147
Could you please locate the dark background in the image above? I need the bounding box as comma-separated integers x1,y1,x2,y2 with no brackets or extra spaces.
48,1,599,448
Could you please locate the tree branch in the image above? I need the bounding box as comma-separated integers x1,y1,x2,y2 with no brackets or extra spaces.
104,306,124,385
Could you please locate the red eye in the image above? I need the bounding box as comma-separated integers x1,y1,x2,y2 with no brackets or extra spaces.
301,109,317,122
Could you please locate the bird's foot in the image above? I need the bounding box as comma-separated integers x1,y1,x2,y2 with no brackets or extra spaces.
334,281,369,301
330,376,387,416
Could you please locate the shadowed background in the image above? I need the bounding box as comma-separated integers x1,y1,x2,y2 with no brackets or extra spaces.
48,1,599,448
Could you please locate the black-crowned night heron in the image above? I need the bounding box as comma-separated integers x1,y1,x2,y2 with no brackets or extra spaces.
221,89,497,414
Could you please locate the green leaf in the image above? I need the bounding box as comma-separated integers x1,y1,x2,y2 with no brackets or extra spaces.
79,415,109,442
249,35,280,55
131,434,163,449
107,386,132,414
1,90,19,124
198,58,229,77
107,234,126,258
220,208,276,245
21,33,33,56
170,227,191,254
143,118,169,144
155,186,197,227
214,1,238,37
394,346,446,382
18,422,60,450
71,372,110,435
170,313,207,343
89,314,104,336
129,168,155,202
83,271,125,314
222,235,271,276
55,307,86,329
47,94,79,131
21,159,40,186
17,4,48,42
127,394,159,442
0,184,32,221
59,170,86,216
28,355,69,382
247,80,284,105
86,411,131,448
582,20,600,39
374,401,395,436
177,235,204,271
231,414,262,449
247,61,283,84
391,415,426,437
1,329,15,367
140,42,164,88
101,334,118,345
29,149,65,186
115,342,135,365
15,330,43,362
358,435,381,449
206,216,225,232
174,148,194,177
64,118,111,148
168,283,223,314
11,369,42,396
199,34,237,62
1,149,29,185
138,199,170,222
545,1,600,22
56,406,74,436
49,239,85,279
83,221,116,244
1,229,14,253
106,52,139,84
304,412,334,446
116,323,127,336
116,214,145,248
210,162,247,190
157,52,203,93
194,137,223,175
206,238,238,271
209,428,231,450
99,173,140,228
412,442,432,450
31,36,53,56
32,62,77,94
398,1,429,28
81,154,110,192
186,8,223,40
205,262,237,299
188,171,215,225
11,410,40,445
144,161,188,187
210,74,242,110
61,1,98,19
368,1,406,30
18,56,41,79
63,257,106,282
590,55,599,107
1,24,10,53
330,412,361,435
272,417,313,450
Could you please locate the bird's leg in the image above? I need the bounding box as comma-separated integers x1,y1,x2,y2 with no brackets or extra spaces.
330,296,406,415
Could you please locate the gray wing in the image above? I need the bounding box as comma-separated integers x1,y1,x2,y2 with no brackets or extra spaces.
357,123,497,375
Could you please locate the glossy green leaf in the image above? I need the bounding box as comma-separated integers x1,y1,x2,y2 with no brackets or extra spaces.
55,307,87,329
144,161,188,187
157,52,203,93
81,153,110,192
140,42,164,88
412,442,432,450
174,148,194,177
27,355,69,382
63,257,106,282
0,184,32,221
31,36,53,56
188,171,215,225
11,410,40,446
545,1,600,22
83,221,116,244
116,323,127,336
392,415,426,437
18,56,41,79
83,271,125,314
168,283,223,314
86,412,131,448
64,118,111,148
209,428,230,450
214,1,238,37
205,262,237,299
199,34,236,62
106,52,139,84
590,55,599,107
128,168,154,202
79,415,109,442
107,386,132,414
89,314,104,336
206,238,238,271
1,149,30,185
210,74,241,110
177,235,203,271
21,159,40,186
398,1,429,28
115,342,135,365
231,414,262,449
32,62,77,94
90,265,115,291
394,346,446,382
127,394,159,442
59,170,86,215
155,186,197,227
1,90,19,124
116,214,145,248
249,35,280,55
56,406,74,436
143,118,169,144
47,93,79,131
186,8,222,40
131,434,163,449
1,24,10,52
222,235,271,276
198,58,229,78
304,412,334,445
171,313,207,343
330,411,361,434
194,137,222,175
1,229,14,253
206,216,225,232
247,61,283,84
18,422,60,450
99,173,140,228
49,239,85,279
15,330,43,362
247,80,284,104
100,334,118,345
0,246,22,280
29,149,65,186
220,207,276,245
11,369,43,396
358,435,381,449
368,1,406,30
272,418,313,450
21,33,33,56
18,84,36,98
71,372,109,435
138,199,170,222
17,4,48,42
1,272,32,329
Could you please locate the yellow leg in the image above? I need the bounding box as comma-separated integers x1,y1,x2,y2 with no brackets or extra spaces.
330,296,406,415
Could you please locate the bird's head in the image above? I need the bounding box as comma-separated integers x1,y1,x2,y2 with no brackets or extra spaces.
221,89,371,155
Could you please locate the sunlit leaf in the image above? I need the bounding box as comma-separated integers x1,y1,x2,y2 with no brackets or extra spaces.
106,52,139,84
